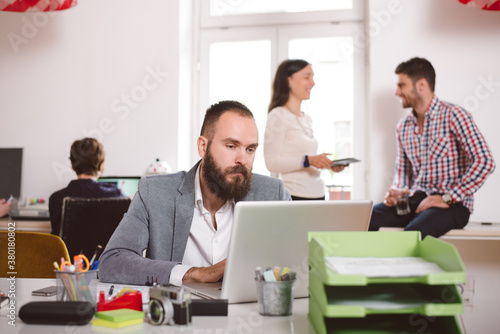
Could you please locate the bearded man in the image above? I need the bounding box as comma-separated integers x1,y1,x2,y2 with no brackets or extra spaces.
100,100,291,285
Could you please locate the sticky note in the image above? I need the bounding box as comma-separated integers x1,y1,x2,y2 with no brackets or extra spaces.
91,317,143,328
263,270,277,282
95,309,144,322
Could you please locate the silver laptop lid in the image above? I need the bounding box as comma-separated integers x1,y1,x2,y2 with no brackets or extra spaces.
221,200,373,303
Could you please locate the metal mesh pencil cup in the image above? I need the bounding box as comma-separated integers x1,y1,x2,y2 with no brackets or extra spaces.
255,279,296,316
56,269,98,304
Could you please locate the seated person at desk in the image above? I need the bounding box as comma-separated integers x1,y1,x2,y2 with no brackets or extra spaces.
0,198,12,217
369,57,496,238
49,137,124,235
99,100,291,286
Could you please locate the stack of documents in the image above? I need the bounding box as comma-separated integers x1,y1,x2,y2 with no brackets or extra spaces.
326,256,445,278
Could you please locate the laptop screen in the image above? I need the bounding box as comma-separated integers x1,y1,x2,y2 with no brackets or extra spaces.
97,176,141,198
0,148,22,199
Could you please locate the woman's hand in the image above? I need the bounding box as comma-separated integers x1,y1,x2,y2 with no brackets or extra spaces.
331,164,347,173
308,153,334,169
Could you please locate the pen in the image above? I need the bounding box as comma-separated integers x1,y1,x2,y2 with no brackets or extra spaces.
89,245,103,267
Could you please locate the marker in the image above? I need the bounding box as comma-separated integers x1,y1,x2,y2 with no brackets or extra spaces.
90,260,100,270
273,267,281,281
255,267,263,281
281,267,290,277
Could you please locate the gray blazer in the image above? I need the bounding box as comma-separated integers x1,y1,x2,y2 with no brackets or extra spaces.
99,161,291,285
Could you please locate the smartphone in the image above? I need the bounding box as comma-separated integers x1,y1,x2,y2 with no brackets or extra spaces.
31,286,61,297
1,296,9,309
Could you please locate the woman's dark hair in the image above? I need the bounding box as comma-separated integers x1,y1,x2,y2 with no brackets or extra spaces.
268,59,310,113
70,137,105,176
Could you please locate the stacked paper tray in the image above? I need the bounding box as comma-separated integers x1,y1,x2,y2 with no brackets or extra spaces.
307,231,465,334
308,231,465,286
309,296,463,334
309,268,463,318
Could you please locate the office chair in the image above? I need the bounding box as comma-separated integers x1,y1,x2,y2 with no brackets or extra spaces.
59,197,131,259
0,231,70,278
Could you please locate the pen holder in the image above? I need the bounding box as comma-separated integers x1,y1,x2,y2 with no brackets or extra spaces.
56,270,98,304
255,279,296,316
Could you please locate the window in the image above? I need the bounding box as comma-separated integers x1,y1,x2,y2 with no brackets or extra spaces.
197,0,366,198
209,0,353,16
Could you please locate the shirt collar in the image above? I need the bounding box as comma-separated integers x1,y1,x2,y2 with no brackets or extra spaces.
194,165,204,211
410,95,439,122
426,95,440,118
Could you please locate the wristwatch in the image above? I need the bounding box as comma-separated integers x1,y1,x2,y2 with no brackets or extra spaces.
303,155,310,168
442,193,453,205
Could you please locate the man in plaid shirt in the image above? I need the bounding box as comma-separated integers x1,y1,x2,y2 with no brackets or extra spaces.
369,57,495,238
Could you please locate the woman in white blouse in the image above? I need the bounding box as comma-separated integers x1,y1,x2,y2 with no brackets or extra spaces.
264,59,346,200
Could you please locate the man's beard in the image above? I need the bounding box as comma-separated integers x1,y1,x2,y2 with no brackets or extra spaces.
403,87,423,109
201,147,252,202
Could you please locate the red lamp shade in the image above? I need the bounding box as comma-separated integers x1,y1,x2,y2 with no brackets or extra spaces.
0,0,77,12
458,0,500,10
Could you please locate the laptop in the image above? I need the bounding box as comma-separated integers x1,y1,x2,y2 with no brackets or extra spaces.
9,203,50,220
97,176,141,198
183,199,373,303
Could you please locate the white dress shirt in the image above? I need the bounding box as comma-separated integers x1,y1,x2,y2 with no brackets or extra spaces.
169,165,234,285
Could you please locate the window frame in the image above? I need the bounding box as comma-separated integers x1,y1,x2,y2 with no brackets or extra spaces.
200,0,364,28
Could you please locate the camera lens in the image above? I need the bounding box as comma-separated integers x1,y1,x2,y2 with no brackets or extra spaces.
148,299,165,325
148,297,174,325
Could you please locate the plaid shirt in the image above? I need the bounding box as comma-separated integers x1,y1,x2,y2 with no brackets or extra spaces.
394,96,495,213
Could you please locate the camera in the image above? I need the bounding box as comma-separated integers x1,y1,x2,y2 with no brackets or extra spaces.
147,285,192,326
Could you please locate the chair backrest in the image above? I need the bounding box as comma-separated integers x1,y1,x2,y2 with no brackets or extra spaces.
0,231,70,278
60,197,131,259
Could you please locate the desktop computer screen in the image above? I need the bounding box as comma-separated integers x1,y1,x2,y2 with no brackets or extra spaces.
0,148,22,199
97,176,141,198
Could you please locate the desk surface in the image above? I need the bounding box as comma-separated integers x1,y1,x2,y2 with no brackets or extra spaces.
0,279,311,333
0,217,51,234
380,221,500,239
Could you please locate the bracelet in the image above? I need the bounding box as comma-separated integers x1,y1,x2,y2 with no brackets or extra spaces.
303,155,310,168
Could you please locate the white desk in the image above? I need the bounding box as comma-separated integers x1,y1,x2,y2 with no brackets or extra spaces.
0,278,311,333
0,217,51,234
380,222,500,240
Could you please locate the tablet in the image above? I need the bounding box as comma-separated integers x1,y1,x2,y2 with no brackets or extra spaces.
331,157,361,166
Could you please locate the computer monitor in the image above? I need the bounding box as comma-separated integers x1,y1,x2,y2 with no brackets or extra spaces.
0,148,22,199
97,176,141,198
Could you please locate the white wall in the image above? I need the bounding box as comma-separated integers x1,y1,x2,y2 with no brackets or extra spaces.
1,0,499,223
0,0,185,200
368,0,500,222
